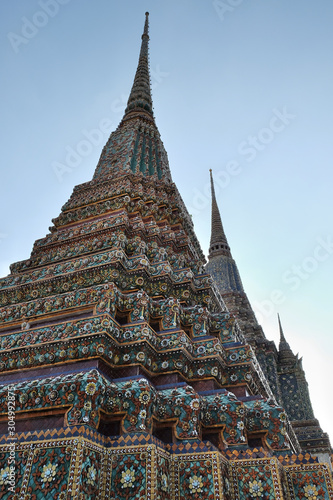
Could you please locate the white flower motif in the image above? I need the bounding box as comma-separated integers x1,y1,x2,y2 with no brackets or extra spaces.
189,474,203,493
87,465,97,485
304,484,319,500
161,473,168,492
41,463,58,483
0,467,10,485
249,480,264,497
121,468,135,488
85,382,96,395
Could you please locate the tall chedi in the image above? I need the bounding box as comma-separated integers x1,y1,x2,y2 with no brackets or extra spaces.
276,315,331,461
206,169,265,343
206,171,332,462
0,13,332,500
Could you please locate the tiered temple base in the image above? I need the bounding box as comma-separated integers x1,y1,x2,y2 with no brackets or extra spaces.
1,427,332,499
1,12,332,500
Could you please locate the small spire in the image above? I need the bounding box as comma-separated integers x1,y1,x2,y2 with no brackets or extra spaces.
123,12,154,122
278,314,296,364
143,11,149,36
208,170,231,258
206,170,245,293
278,313,287,344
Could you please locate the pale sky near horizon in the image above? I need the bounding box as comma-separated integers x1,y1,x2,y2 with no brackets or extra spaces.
1,1,333,442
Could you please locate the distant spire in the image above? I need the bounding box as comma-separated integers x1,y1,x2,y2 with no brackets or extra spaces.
206,170,245,293
278,313,287,344
208,170,231,258
278,314,296,364
123,12,154,122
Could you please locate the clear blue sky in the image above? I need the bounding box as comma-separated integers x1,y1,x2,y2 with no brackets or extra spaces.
1,1,333,441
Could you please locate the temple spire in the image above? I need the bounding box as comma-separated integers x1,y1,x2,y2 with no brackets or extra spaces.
123,12,154,122
278,314,296,363
93,12,172,182
278,313,287,345
206,170,245,294
208,170,231,258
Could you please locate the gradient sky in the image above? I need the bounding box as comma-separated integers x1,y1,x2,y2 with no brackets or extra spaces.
1,1,333,441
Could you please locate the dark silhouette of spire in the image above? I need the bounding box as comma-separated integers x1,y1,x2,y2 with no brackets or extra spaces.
278,314,296,364
123,12,154,123
208,170,231,259
206,170,245,294
278,313,288,345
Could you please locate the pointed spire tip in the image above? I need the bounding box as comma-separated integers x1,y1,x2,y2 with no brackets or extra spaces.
208,169,230,258
143,11,149,38
122,11,153,122
278,313,286,342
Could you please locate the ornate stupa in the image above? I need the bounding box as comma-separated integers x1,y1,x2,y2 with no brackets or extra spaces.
0,13,332,500
206,171,332,460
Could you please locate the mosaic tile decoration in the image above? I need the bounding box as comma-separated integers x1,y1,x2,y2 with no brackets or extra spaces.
0,11,332,500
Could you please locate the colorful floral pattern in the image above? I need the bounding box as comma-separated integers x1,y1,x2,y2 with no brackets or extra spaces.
201,390,246,446
231,458,281,499
79,446,102,497
0,429,332,499
244,400,290,450
249,479,264,497
110,451,147,499
286,465,332,500
0,466,11,486
26,445,72,498
175,454,221,500
0,26,330,499
40,462,57,483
